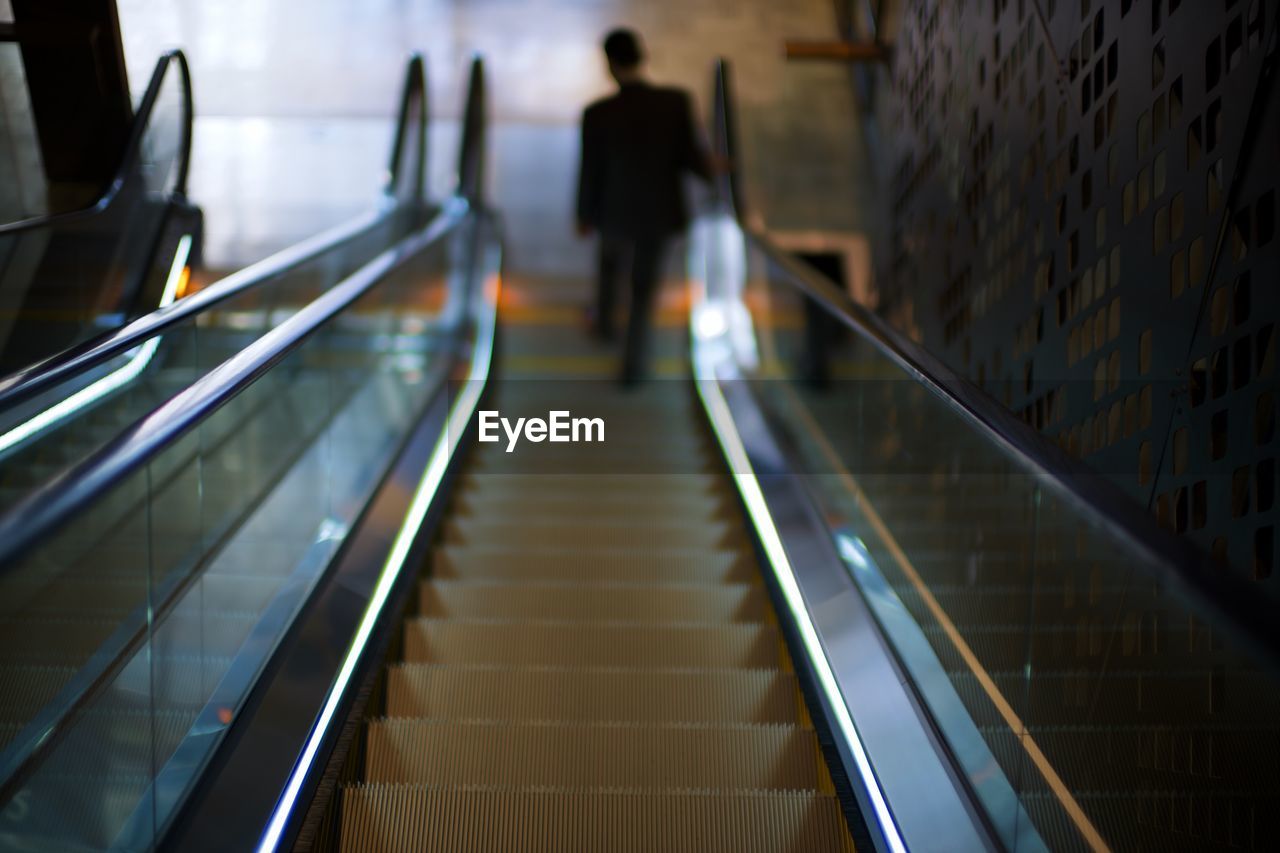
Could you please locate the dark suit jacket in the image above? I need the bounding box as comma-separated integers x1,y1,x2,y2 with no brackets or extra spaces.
577,82,711,239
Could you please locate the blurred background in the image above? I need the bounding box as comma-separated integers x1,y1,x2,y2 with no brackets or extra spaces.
95,0,875,283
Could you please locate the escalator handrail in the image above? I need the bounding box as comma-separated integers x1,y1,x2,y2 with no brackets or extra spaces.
458,56,487,204
0,49,194,236
387,53,429,202
0,53,430,413
227,56,489,853
707,57,1280,666
0,54,478,824
0,197,468,574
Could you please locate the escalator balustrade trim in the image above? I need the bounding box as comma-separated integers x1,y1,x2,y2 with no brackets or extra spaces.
776,379,1110,852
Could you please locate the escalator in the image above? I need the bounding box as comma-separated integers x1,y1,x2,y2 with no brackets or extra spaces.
0,49,429,509
0,50,437,850
685,61,1280,852
324,366,855,851
0,48,201,518
1,48,1280,853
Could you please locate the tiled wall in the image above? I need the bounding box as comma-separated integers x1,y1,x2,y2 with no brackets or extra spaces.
878,0,1277,586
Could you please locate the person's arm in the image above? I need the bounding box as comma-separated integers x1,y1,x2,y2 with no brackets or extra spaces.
576,106,602,233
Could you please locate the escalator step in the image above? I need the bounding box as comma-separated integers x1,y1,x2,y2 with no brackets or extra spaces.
470,431,707,454
363,719,829,791
453,488,727,521
402,619,783,669
383,664,801,724
328,351,856,847
432,544,757,583
337,785,855,853
468,457,718,475
418,579,769,623
444,517,743,550
471,439,710,462
487,388,696,412
458,472,727,498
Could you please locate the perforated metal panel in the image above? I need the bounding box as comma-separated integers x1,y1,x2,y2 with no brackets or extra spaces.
880,0,1278,586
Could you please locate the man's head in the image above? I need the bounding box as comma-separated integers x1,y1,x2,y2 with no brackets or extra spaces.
603,28,645,82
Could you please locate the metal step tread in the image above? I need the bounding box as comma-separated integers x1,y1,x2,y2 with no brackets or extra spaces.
459,472,727,495
337,784,855,853
419,579,769,623
444,517,743,550
402,618,784,669
453,489,727,518
362,718,830,791
432,545,756,583
384,663,800,724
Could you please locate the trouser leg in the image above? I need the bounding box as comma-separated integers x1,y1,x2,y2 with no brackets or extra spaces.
595,236,627,340
620,236,666,384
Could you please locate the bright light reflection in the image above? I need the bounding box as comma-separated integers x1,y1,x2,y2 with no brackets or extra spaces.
693,302,728,339
835,531,870,569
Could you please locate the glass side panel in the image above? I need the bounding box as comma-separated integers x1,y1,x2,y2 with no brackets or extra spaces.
739,241,1280,851
0,219,461,849
0,465,157,849
0,43,47,223
0,207,406,518
0,59,184,373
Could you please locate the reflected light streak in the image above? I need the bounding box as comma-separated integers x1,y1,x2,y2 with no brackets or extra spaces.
834,531,870,570
690,323,905,853
255,260,499,853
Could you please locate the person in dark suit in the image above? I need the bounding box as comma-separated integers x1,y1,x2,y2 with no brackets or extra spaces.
576,28,713,385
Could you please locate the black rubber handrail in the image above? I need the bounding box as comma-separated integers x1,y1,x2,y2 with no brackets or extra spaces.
708,57,1280,668
0,49,193,236
458,56,487,204
0,53,430,412
388,53,429,203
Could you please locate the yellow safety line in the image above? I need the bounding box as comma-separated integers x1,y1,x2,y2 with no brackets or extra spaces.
778,381,1110,853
